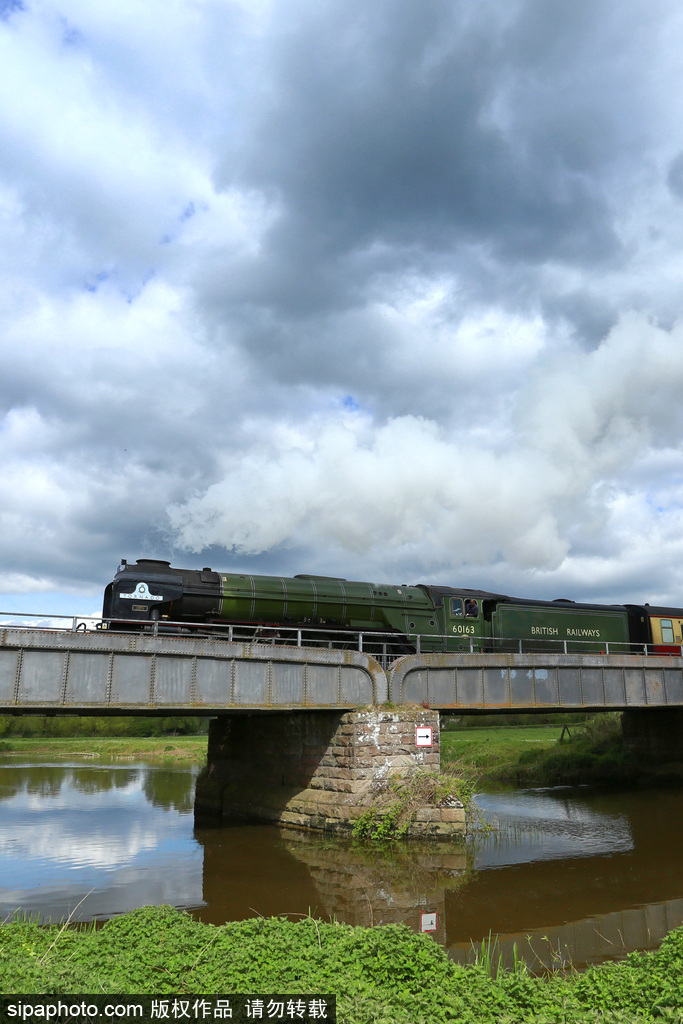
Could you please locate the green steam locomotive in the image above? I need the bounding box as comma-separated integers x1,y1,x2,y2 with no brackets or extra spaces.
102,558,680,655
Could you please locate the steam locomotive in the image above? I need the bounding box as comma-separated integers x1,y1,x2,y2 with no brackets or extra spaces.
102,558,683,655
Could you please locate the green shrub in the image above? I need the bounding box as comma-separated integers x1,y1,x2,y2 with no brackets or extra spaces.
2,906,683,1022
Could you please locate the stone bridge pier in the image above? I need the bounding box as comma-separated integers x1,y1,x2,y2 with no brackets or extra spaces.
194,707,466,838
621,708,683,760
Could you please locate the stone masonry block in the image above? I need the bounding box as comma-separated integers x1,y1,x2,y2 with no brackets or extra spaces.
384,754,421,768
440,807,466,824
414,808,442,822
309,777,357,793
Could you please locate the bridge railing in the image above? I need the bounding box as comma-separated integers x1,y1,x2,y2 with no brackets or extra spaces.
415,636,654,657
109,617,415,669
2,611,680,663
0,612,414,669
0,611,101,632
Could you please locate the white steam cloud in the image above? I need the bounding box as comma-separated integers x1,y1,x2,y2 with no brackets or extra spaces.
169,314,683,599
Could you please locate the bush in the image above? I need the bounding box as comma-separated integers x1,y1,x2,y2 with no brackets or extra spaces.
2,906,683,1022
0,715,208,738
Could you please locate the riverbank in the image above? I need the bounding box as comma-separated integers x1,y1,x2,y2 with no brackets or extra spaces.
442,714,683,786
1,904,682,1022
3,713,682,785
0,720,576,778
0,735,208,763
441,722,565,776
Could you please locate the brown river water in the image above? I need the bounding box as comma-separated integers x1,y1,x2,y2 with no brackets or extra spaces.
0,758,682,972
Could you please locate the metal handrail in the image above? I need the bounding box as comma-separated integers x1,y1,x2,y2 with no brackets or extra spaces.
0,611,100,632
1,611,681,660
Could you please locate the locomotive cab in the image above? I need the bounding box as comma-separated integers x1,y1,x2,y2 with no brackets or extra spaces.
419,586,501,652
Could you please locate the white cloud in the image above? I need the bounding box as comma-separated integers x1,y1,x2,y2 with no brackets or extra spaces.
168,313,683,600
2,0,683,609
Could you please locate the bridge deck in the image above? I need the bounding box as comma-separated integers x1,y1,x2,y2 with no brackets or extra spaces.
1,627,683,713
0,628,387,713
390,652,683,710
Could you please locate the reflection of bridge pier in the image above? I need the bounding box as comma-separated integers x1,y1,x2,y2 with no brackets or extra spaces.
195,824,470,945
454,899,683,972
281,833,470,945
195,824,321,923
194,785,683,970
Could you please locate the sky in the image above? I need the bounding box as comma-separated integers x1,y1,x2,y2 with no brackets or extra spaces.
3,0,683,618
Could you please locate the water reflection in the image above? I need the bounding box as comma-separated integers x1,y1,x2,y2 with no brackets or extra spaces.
192,787,683,968
472,789,633,867
0,758,682,971
445,787,683,968
195,826,468,945
455,900,683,972
0,763,202,921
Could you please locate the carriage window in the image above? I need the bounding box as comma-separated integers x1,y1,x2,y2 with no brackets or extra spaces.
661,619,675,643
450,598,463,617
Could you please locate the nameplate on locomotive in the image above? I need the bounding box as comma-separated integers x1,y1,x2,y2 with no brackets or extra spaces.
120,582,164,601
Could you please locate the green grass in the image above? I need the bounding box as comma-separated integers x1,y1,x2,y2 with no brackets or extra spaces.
0,735,209,764
442,725,565,772
441,716,646,785
2,905,683,1022
0,713,209,738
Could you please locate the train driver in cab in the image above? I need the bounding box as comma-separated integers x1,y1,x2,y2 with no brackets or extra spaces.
465,598,479,617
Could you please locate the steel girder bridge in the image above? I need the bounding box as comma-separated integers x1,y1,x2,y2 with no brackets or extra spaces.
1,625,682,714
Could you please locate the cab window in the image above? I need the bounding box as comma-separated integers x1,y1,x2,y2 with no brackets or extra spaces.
450,598,463,617
661,619,675,643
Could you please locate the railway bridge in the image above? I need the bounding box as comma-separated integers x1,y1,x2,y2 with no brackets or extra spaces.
1,623,681,834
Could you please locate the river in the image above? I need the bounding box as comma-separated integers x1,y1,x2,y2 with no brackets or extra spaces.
0,757,681,972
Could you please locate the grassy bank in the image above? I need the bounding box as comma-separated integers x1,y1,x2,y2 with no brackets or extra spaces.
441,723,565,776
3,712,680,782
0,714,209,738
0,734,208,764
1,905,682,1022
440,714,671,786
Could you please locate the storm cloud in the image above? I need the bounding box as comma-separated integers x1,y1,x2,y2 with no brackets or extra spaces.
2,0,683,612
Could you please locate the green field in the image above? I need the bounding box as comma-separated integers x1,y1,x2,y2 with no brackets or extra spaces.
441,714,649,785
0,713,663,784
1,723,570,776
442,724,566,772
0,734,208,763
